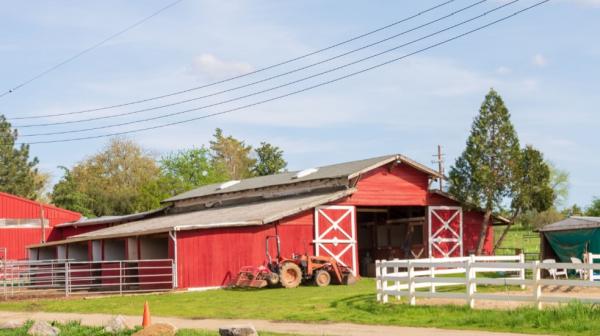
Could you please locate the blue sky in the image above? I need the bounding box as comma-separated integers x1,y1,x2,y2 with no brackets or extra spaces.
0,0,598,207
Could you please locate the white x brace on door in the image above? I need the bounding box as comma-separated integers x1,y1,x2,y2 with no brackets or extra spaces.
428,206,463,258
314,205,357,276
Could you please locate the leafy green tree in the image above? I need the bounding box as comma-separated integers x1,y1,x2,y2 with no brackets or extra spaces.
562,204,583,217
253,142,287,176
0,115,41,199
586,198,600,217
51,167,93,217
209,128,256,179
548,163,569,209
157,147,229,196
450,90,555,254
520,208,565,230
51,138,161,216
493,145,554,250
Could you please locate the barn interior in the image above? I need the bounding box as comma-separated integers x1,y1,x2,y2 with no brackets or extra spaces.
357,206,427,277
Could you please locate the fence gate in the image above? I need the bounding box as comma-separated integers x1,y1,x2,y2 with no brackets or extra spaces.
314,205,357,275
428,206,463,258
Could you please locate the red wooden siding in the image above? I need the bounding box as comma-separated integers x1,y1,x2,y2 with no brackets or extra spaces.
176,213,314,288
0,228,52,260
55,224,108,240
338,164,430,206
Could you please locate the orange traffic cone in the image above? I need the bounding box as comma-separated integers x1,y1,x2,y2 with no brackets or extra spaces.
142,301,151,328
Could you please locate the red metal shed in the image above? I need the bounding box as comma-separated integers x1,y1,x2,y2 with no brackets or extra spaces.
0,192,81,260
28,154,507,290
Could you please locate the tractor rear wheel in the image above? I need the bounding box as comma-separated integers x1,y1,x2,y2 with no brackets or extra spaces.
313,270,331,287
279,262,302,288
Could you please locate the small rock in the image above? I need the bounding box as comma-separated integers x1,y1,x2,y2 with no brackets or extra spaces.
132,323,177,336
103,315,131,333
219,325,258,336
0,320,25,329
27,320,60,336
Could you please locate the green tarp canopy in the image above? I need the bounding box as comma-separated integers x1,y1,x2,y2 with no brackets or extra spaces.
544,228,600,262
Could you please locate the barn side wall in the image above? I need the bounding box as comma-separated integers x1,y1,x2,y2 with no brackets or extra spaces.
176,211,314,288
338,164,430,206
0,228,53,260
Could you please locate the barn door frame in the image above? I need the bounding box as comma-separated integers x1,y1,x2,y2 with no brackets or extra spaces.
313,205,357,276
428,206,463,258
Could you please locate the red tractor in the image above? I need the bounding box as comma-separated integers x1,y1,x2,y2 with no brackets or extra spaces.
234,235,356,288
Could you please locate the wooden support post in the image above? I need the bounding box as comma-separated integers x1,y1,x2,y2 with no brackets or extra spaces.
393,259,400,300
383,263,389,304
430,256,436,293
466,258,475,308
533,261,542,310
519,253,526,289
408,260,415,306
65,262,70,297
376,260,382,303
588,252,594,282
470,254,477,294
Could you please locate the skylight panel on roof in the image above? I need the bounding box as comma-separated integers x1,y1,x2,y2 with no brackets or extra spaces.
217,180,241,190
293,168,319,179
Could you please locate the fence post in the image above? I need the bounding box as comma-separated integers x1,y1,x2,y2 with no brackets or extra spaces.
382,262,389,304
466,258,475,308
393,258,400,300
430,256,436,293
533,261,542,310
172,260,176,289
376,260,381,303
64,262,70,297
119,261,123,296
519,253,526,289
588,252,594,282
469,254,477,293
408,260,415,306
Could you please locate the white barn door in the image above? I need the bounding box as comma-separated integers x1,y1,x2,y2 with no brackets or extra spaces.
314,205,357,275
428,206,463,258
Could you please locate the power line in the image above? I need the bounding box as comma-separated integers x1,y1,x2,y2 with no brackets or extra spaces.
15,0,489,129
11,0,550,145
0,0,184,100
17,0,518,137
6,0,457,120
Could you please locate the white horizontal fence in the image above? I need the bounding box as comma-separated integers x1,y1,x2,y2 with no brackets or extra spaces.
376,254,600,309
1,258,175,300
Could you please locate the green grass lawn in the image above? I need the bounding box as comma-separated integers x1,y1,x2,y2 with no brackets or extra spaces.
1,279,600,335
0,321,295,336
494,225,540,258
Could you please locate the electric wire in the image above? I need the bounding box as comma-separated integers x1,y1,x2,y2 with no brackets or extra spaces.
0,0,184,100
10,0,549,145
6,0,457,120
15,0,488,129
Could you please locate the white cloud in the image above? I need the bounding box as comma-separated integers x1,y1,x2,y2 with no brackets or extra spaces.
496,66,511,75
532,53,548,67
190,53,253,80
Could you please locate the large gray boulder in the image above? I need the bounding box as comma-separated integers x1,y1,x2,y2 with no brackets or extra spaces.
103,315,131,333
27,320,60,336
0,320,25,329
219,325,258,336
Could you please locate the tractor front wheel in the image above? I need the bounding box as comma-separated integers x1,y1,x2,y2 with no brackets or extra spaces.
279,262,302,288
313,270,331,287
266,272,280,287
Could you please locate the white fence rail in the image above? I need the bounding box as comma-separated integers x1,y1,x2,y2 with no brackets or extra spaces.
1,259,175,299
376,254,600,309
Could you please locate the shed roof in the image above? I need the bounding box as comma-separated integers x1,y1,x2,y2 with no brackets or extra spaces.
162,154,441,203
538,216,600,232
29,189,355,247
55,208,166,228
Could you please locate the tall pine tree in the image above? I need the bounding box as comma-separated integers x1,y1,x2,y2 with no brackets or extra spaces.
0,115,40,199
449,89,521,254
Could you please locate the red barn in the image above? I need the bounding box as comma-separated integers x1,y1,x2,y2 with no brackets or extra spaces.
0,192,81,260
28,154,506,290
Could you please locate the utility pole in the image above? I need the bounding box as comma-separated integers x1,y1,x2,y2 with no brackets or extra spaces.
432,145,445,191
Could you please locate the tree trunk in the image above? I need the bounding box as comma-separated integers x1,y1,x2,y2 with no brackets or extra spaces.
492,209,520,253
476,209,492,255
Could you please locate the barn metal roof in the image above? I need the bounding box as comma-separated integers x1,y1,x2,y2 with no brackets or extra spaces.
55,208,166,228
28,189,355,247
162,154,441,203
538,216,600,232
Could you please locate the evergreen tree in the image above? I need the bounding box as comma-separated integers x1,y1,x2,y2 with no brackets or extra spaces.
0,115,40,199
253,142,287,176
209,128,256,179
450,89,521,254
